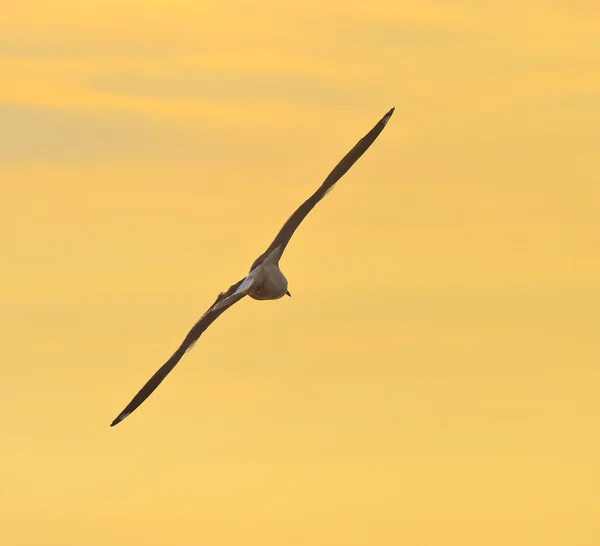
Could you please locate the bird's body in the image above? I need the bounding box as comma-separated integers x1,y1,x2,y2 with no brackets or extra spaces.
248,264,289,301
111,107,394,427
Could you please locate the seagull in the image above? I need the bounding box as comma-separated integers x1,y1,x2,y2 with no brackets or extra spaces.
110,107,394,427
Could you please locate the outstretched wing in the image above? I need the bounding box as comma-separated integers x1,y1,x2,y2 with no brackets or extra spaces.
250,107,394,271
110,276,251,427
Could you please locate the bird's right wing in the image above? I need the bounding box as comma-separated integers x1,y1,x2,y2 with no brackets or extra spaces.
110,275,253,427
250,107,394,271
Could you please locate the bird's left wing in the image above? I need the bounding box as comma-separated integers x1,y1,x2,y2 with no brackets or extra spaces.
250,107,394,271
110,275,253,427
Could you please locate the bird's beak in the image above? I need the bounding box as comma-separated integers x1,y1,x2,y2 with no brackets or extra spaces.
286,290,292,297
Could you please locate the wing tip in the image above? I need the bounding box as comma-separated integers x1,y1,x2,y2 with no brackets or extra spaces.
110,411,130,427
382,107,395,127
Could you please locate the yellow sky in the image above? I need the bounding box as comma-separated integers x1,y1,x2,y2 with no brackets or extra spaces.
1,1,599,545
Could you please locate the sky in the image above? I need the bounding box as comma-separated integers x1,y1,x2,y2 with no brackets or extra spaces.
1,1,599,545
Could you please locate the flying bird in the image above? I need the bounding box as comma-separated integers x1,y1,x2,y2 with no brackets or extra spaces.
110,107,394,427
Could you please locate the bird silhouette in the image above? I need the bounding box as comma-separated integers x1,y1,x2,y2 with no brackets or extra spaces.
110,107,394,427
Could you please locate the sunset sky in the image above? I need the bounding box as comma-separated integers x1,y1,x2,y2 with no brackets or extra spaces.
1,1,599,545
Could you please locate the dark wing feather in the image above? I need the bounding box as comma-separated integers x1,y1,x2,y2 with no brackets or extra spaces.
110,278,246,427
250,107,394,271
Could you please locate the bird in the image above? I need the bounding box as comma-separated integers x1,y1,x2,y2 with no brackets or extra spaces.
110,107,394,427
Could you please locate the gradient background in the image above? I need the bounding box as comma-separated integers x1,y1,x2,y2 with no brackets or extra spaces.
1,1,599,545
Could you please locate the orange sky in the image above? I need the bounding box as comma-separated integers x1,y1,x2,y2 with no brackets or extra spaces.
1,1,599,545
